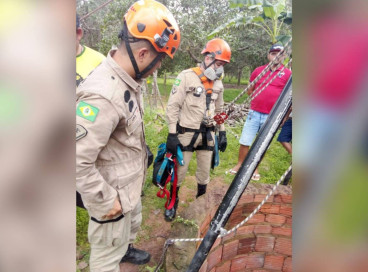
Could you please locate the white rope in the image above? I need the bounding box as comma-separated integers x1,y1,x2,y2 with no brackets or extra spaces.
225,38,292,110
154,165,292,271
221,165,292,236
167,165,292,244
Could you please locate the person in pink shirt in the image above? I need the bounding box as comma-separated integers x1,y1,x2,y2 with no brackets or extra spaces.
228,44,291,180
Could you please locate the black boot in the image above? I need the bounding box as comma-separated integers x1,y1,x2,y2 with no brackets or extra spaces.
120,244,151,265
196,184,207,198
164,186,180,222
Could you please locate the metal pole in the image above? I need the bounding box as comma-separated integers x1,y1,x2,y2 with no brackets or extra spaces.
186,77,292,272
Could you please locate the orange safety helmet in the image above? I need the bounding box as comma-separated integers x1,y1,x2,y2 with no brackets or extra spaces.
201,38,231,63
124,0,181,59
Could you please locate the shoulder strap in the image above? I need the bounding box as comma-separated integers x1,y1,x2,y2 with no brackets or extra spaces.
191,67,214,92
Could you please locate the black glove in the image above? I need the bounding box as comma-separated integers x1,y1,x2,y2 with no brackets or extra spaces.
146,145,154,168
166,133,181,156
218,131,227,152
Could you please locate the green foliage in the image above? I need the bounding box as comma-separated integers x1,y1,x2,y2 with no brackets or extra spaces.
259,133,292,184
76,207,90,248
144,265,163,272
208,0,292,44
77,0,280,82
223,88,249,104
173,216,199,229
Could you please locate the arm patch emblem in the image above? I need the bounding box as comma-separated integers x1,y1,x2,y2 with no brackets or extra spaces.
76,124,88,141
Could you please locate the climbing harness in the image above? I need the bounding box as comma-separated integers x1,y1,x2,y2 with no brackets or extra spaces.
173,67,218,153
152,143,184,209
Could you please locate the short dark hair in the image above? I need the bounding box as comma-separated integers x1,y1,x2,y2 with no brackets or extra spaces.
76,14,81,29
118,28,156,53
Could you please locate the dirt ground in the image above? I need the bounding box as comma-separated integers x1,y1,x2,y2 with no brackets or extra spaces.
223,83,247,89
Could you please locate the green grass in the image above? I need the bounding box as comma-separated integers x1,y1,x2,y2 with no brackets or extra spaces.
76,78,291,270
146,76,249,104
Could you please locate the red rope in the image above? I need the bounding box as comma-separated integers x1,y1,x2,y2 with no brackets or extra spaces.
156,157,178,209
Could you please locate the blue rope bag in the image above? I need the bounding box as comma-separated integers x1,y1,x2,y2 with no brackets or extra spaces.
152,143,184,209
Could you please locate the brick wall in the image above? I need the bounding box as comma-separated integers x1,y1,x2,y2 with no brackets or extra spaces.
198,193,292,272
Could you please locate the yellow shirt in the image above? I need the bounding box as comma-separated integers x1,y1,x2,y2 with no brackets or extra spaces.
76,45,105,86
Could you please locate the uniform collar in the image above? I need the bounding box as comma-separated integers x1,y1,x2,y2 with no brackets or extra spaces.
106,49,142,93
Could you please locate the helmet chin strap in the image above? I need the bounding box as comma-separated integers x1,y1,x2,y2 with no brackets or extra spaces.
202,56,216,70
122,21,164,80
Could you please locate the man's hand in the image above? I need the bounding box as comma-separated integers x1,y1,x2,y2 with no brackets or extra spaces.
102,196,122,220
218,131,227,152
166,133,182,156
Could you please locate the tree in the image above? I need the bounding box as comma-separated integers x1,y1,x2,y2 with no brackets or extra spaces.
208,0,292,45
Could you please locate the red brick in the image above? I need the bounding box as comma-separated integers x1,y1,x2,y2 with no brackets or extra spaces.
281,195,292,203
286,217,293,225
212,237,221,249
254,225,272,234
254,194,274,203
253,270,269,272
280,205,292,216
236,225,254,236
222,240,239,261
255,236,275,252
260,203,281,214
245,253,265,268
201,214,211,230
272,226,292,237
238,194,254,205
274,237,292,256
231,206,244,218
264,254,285,270
283,257,292,272
230,256,247,272
207,245,223,271
265,214,286,225
247,214,265,223
221,231,235,243
199,260,207,272
242,203,259,213
228,218,247,229
216,261,231,272
201,225,210,238
238,236,256,254
274,195,282,203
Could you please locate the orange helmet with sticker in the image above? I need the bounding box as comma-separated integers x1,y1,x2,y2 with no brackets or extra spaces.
201,38,231,63
124,0,181,59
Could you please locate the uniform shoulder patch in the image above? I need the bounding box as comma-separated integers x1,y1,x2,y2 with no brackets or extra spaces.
76,124,88,141
171,86,178,94
76,101,99,122
174,78,181,86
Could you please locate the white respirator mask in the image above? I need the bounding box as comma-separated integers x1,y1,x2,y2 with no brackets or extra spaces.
203,61,224,81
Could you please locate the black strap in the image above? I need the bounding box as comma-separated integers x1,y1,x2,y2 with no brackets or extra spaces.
202,59,216,70
177,124,214,134
122,22,165,80
178,124,214,152
91,214,125,224
123,22,141,79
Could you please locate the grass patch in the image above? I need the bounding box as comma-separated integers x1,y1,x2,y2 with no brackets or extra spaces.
146,76,249,105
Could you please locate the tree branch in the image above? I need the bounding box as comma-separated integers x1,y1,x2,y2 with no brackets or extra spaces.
237,46,250,51
186,49,201,63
